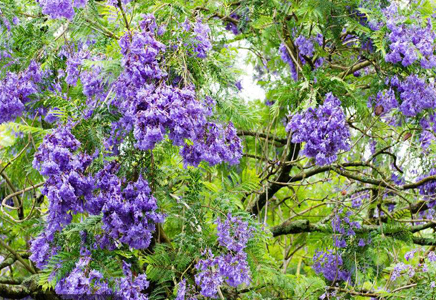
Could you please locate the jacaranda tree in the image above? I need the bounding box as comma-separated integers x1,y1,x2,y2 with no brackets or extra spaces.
1,0,436,299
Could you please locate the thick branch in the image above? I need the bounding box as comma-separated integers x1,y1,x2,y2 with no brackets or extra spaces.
0,277,23,285
0,275,59,300
339,60,371,78
272,219,436,242
0,239,36,274
402,175,436,190
0,283,29,299
0,257,16,270
237,130,288,145
247,142,301,215
270,219,317,236
412,237,436,246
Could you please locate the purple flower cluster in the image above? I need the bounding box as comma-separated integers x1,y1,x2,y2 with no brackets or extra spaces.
383,3,436,68
31,128,163,267
320,206,369,271
224,9,249,35
194,250,225,298
331,210,362,246
38,0,88,20
64,47,89,86
116,261,149,300
194,214,252,298
397,75,436,117
350,191,369,208
175,279,200,300
418,169,436,207
191,19,212,59
391,262,416,281
389,249,436,282
279,34,323,81
0,61,43,124
180,122,242,167
80,66,106,101
110,14,241,167
370,75,436,120
29,233,59,269
313,250,350,282
32,124,94,240
295,35,315,57
216,213,251,253
94,165,164,250
180,18,212,58
225,13,241,35
369,88,398,116
286,93,350,166
60,42,108,104
428,251,436,262
55,253,149,300
295,34,324,68
420,115,436,151
175,280,187,300
55,255,113,299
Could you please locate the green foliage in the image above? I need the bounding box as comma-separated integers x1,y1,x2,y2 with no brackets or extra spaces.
2,0,436,299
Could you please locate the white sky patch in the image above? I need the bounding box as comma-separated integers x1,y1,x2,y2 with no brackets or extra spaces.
235,47,266,103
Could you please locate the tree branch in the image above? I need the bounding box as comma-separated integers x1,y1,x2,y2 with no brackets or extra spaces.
412,237,436,246
271,219,436,245
339,60,371,78
0,239,36,274
0,277,23,285
0,283,29,299
0,257,16,271
247,142,301,215
237,130,288,145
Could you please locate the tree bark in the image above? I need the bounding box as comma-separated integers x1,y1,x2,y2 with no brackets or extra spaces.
247,142,300,215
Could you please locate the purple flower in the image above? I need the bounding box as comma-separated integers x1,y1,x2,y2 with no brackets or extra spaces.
383,3,436,68
404,249,417,261
81,162,165,250
191,19,212,58
418,169,436,203
335,238,347,248
286,93,350,165
235,80,242,91
313,250,350,282
391,262,407,281
38,0,87,20
295,35,314,57
216,213,252,253
114,262,149,300
176,280,187,300
351,191,369,208
0,61,43,124
108,15,241,167
428,251,436,262
195,214,252,298
32,124,93,242
55,255,113,298
369,88,398,116
29,233,58,269
398,75,436,117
